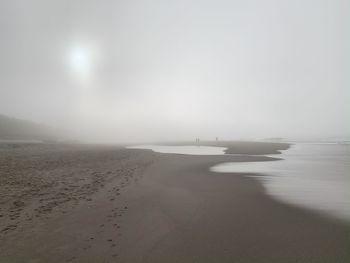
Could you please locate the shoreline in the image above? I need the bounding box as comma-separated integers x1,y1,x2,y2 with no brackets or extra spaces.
154,140,291,155
114,152,350,263
0,142,349,262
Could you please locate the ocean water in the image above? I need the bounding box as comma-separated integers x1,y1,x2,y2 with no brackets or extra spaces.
128,143,350,221
127,145,227,155
211,143,350,221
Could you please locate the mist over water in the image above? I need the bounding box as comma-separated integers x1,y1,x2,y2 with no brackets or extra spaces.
0,0,349,143
127,143,350,221
211,143,350,221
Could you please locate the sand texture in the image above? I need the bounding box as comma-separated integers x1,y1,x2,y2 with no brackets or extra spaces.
0,142,349,263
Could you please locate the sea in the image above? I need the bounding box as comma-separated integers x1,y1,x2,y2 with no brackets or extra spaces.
211,142,350,222
128,142,350,222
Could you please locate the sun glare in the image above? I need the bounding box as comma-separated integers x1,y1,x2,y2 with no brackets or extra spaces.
67,45,94,78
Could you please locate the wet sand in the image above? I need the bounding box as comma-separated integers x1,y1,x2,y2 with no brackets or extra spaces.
157,140,290,154
0,142,349,262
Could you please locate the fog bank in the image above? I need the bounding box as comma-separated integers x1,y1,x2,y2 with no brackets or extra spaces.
0,0,349,143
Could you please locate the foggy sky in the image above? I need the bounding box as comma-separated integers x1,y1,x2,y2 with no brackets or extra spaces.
0,0,349,143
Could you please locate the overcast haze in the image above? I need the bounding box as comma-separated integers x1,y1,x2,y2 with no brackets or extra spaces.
0,0,349,143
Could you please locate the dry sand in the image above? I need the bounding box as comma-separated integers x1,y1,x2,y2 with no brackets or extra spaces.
0,142,349,263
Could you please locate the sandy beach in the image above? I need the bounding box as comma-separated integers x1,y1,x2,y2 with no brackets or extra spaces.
0,142,349,263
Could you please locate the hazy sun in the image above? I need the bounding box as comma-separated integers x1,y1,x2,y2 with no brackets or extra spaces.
67,45,94,79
